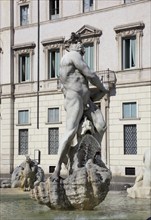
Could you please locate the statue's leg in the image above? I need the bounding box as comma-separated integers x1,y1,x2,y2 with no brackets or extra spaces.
52,94,84,180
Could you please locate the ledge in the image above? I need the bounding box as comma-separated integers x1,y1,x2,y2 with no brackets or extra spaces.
12,42,36,50
114,21,145,33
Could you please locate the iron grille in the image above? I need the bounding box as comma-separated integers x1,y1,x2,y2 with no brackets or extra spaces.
19,129,28,155
48,128,59,154
124,125,137,154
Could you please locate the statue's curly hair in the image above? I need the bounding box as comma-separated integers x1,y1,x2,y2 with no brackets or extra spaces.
68,32,81,44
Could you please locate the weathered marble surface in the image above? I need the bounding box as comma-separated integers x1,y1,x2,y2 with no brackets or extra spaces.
32,134,112,210
0,156,45,190
11,156,45,191
127,149,151,198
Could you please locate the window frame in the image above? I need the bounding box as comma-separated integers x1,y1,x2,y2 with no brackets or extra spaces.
122,102,137,119
48,49,60,79
49,0,59,20
19,53,30,82
20,4,29,26
83,43,94,71
18,109,29,125
83,0,94,13
122,36,136,70
48,107,60,124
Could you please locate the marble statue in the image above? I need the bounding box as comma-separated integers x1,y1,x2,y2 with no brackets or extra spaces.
11,155,44,191
52,32,109,181
31,33,116,210
127,148,151,198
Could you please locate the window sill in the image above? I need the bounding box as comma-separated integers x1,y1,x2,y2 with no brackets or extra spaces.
45,122,62,125
119,118,141,121
117,67,142,73
16,123,31,126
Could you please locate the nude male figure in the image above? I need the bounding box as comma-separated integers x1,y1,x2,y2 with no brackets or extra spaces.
52,33,109,180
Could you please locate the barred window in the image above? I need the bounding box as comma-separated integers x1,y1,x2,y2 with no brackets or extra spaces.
124,125,137,155
48,128,59,154
48,108,59,123
19,129,28,155
122,102,136,119
18,110,29,124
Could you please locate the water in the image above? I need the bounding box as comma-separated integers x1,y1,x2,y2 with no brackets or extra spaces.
0,189,151,220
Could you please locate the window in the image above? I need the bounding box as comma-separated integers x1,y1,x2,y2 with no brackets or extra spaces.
48,49,60,78
83,0,93,12
19,129,28,155
19,54,30,82
20,5,29,26
114,22,144,70
122,102,136,119
18,110,29,124
48,128,59,154
49,0,59,19
122,36,136,69
84,44,94,70
48,108,59,123
124,125,137,155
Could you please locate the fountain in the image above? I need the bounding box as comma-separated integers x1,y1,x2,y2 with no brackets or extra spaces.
0,32,150,219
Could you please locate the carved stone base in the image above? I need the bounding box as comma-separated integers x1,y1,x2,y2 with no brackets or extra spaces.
32,159,111,210
32,134,112,210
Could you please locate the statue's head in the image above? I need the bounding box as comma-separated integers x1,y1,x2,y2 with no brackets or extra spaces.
66,32,85,55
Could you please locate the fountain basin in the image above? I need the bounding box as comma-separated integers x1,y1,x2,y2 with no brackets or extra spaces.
0,188,150,220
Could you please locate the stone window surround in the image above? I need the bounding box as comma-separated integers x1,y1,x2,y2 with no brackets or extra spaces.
13,42,36,83
17,0,31,27
42,37,65,80
114,22,145,71
76,25,102,71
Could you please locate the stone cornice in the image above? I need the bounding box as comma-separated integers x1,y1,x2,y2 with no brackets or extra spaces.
41,37,64,46
12,42,36,55
114,22,145,33
76,25,102,39
12,42,36,50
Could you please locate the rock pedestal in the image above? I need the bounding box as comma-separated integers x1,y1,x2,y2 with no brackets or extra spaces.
32,134,112,210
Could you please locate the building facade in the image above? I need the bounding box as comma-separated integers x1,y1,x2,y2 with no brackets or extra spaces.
0,0,150,177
